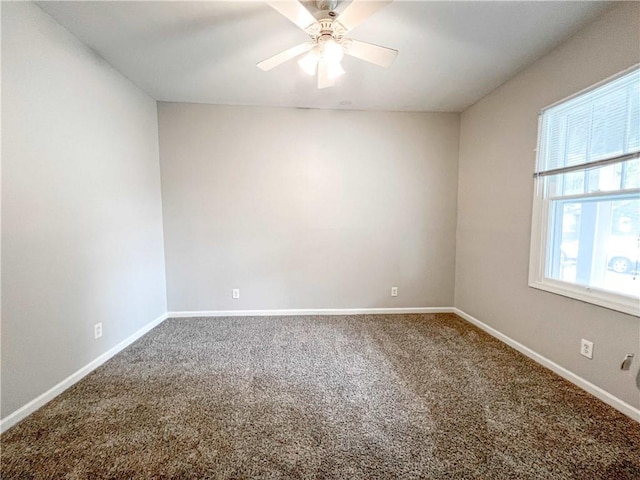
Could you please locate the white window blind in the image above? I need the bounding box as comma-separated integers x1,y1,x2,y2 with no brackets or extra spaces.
538,68,640,174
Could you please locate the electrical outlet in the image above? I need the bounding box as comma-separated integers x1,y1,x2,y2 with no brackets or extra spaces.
232,288,240,299
391,286,398,297
580,339,593,359
94,323,102,340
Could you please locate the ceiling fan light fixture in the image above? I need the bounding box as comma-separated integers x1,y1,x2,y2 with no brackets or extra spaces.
327,61,345,80
321,38,344,64
298,50,319,76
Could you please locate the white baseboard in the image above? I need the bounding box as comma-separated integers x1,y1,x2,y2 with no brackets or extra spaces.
453,308,640,422
0,312,169,434
3,307,636,433
167,307,454,318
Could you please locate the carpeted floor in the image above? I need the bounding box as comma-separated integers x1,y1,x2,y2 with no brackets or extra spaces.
1,313,639,479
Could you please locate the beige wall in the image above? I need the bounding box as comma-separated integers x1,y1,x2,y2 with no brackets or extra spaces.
158,104,459,311
455,2,640,408
1,3,167,418
4,0,637,424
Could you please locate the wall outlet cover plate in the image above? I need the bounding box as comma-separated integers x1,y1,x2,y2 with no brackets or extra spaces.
580,339,594,359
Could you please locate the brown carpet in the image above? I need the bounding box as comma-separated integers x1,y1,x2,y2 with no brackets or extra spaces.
1,313,639,479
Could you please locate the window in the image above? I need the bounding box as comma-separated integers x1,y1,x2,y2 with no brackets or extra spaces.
529,67,640,316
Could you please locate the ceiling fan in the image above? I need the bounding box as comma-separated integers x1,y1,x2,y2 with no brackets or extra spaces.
258,0,398,88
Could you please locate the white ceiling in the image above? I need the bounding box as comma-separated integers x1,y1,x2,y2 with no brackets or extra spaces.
37,1,611,112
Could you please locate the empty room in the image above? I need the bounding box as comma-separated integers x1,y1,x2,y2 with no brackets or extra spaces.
1,0,639,478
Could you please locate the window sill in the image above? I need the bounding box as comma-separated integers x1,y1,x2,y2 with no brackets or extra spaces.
529,278,640,317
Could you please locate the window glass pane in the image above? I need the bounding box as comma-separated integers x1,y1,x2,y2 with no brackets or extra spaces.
622,158,640,189
547,163,628,197
562,171,585,195
547,202,580,283
546,195,640,298
586,163,621,193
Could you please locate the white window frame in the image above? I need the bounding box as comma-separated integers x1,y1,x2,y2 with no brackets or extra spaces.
528,66,640,317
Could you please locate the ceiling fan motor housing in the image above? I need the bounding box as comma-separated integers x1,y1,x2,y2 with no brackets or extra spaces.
307,18,346,41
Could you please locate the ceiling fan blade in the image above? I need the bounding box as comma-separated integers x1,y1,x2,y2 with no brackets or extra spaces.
343,39,398,67
333,0,392,34
257,42,315,71
317,60,335,89
267,1,319,32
